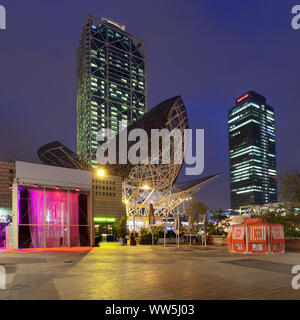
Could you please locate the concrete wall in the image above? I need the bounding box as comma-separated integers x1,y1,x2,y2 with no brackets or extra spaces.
208,235,228,246
16,161,92,189
285,238,300,250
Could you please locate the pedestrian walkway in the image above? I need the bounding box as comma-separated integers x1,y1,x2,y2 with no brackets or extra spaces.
0,243,299,300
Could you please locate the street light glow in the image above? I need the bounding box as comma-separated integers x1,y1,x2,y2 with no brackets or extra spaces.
97,169,105,177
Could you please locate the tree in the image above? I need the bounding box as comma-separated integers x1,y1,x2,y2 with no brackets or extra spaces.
185,200,208,220
154,225,165,238
280,169,300,203
273,169,300,237
251,206,300,237
115,216,128,239
185,200,208,235
207,209,230,236
140,228,157,245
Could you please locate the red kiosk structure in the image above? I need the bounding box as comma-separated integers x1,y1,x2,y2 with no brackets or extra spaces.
228,218,285,254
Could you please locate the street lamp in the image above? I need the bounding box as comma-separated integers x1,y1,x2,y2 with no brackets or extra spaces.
97,168,105,177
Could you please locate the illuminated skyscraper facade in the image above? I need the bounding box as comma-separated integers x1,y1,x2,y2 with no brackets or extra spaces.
228,91,277,209
77,16,147,167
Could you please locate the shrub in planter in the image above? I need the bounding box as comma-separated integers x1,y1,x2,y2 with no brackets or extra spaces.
154,226,165,238
116,216,128,244
166,230,176,238
130,233,137,246
140,228,157,245
140,229,152,245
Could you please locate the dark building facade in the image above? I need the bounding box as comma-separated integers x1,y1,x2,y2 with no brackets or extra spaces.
38,141,88,170
228,91,277,209
77,16,147,167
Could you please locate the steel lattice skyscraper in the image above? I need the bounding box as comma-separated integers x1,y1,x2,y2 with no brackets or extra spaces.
77,16,147,167
228,91,277,209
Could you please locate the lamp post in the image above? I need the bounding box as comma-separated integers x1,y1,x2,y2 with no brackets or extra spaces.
149,204,155,246
188,213,192,246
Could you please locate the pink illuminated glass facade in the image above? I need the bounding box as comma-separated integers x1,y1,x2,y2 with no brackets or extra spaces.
0,227,4,248
18,186,91,249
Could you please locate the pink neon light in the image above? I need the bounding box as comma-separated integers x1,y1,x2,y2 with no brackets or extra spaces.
0,248,13,252
0,228,4,248
18,247,91,253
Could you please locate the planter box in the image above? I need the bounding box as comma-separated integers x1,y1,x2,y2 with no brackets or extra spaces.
285,238,300,250
208,235,228,246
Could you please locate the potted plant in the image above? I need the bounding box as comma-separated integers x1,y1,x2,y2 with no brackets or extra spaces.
140,228,152,244
130,232,136,246
116,216,128,245
139,228,158,245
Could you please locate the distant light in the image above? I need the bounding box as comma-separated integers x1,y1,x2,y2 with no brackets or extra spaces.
75,188,80,192
236,93,249,103
123,199,129,204
55,187,60,190
97,169,105,177
143,185,149,190
8,185,12,191
34,184,38,188
94,217,116,223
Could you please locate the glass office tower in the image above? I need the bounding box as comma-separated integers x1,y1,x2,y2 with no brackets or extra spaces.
228,91,277,209
77,16,147,167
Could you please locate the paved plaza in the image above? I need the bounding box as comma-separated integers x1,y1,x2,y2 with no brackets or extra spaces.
0,243,299,300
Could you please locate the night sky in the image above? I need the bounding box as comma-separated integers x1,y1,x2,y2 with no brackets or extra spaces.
1,0,300,210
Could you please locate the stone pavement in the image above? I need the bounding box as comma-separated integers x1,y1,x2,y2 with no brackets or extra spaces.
0,243,299,300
